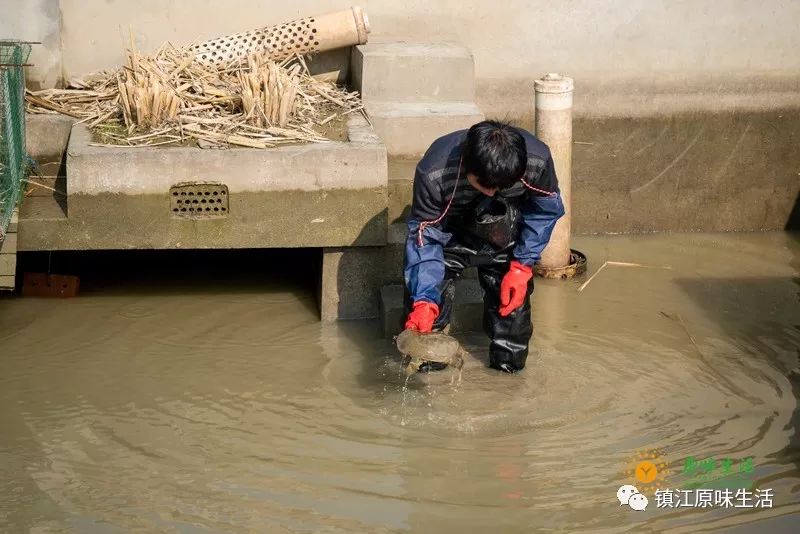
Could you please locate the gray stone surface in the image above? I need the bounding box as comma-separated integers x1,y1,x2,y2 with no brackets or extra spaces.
352,43,475,104
20,192,389,250
366,101,483,157
26,114,75,165
321,246,386,321
0,254,15,274
0,234,17,252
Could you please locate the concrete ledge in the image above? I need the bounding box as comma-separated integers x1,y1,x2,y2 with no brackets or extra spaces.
68,115,385,195
380,280,484,337
21,114,389,250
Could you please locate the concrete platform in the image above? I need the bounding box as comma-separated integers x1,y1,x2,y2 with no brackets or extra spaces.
365,101,483,157
380,280,485,337
19,114,388,251
352,43,476,103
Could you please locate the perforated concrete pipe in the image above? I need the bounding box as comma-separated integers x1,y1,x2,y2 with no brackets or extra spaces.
190,6,370,65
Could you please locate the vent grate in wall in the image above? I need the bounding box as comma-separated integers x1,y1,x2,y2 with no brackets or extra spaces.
170,183,229,219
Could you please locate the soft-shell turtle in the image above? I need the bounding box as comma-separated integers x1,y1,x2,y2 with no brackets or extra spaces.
395,329,466,375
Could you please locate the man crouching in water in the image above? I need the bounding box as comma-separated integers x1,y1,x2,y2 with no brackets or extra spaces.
403,120,565,374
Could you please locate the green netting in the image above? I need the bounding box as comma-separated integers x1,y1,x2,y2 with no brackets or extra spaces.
0,40,31,240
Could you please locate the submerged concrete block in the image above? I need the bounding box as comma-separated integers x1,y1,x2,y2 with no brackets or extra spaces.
22,114,388,251
366,101,484,157
380,280,485,337
321,222,410,321
352,43,476,103
321,245,385,321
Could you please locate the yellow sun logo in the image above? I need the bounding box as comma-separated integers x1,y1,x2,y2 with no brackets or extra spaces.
625,449,669,492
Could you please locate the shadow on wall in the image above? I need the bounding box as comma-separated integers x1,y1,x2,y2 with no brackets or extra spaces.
787,190,800,231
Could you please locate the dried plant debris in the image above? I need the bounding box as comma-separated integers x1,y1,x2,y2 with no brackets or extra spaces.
25,40,363,148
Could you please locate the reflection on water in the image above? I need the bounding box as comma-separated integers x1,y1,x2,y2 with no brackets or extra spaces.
1,233,798,532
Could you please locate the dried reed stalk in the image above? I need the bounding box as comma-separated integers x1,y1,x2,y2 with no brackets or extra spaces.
25,36,362,148
577,261,673,292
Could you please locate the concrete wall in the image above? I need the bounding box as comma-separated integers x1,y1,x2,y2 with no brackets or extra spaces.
6,1,800,234
3,1,799,116
1,0,62,89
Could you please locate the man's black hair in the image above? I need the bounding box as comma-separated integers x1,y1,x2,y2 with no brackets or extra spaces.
462,120,527,190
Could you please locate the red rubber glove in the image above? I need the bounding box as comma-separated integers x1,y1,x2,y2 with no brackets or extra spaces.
404,301,439,333
499,260,533,317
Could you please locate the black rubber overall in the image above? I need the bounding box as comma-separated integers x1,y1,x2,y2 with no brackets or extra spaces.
403,218,534,373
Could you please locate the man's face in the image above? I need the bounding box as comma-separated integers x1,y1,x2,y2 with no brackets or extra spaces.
467,173,498,197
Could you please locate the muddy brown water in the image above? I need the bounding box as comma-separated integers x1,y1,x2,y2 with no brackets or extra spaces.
1,233,798,532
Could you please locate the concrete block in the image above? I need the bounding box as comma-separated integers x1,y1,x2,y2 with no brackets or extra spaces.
26,114,75,165
320,224,409,321
306,47,351,85
380,279,485,337
0,254,15,274
0,233,17,253
321,246,387,321
0,224,16,291
366,102,484,157
23,114,388,250
352,43,475,103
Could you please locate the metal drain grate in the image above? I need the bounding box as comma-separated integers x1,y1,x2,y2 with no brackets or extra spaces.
170,183,229,219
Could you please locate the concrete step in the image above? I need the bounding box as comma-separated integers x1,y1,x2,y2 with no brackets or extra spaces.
380,280,484,337
366,101,484,157
17,194,69,252
352,43,476,104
